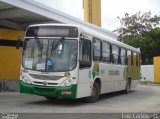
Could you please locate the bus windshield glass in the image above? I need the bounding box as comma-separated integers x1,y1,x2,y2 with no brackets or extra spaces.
22,38,77,72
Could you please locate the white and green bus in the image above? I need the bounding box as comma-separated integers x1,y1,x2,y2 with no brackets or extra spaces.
20,24,141,102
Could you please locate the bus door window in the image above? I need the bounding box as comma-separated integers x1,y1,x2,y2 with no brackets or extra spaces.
79,38,91,68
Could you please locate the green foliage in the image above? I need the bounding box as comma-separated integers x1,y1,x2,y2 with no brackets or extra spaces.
114,11,160,64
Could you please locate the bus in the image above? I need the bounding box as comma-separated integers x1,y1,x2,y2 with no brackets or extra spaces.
19,24,141,102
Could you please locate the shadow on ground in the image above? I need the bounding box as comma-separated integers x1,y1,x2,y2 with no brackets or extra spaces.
25,90,135,107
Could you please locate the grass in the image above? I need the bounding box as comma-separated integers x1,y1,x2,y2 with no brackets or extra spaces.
140,80,160,85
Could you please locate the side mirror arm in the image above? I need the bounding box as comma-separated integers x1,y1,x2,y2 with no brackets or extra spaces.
16,37,21,49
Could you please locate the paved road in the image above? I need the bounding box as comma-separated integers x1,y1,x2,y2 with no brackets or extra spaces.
0,85,160,118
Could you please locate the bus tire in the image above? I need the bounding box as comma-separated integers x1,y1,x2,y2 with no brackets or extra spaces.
86,82,100,103
124,79,131,94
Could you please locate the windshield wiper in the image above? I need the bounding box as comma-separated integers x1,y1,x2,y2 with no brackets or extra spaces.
51,37,64,55
35,37,42,50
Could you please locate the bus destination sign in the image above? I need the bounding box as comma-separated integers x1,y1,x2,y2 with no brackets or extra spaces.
26,26,78,38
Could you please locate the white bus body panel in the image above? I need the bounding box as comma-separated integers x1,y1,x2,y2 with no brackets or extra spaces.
76,69,93,98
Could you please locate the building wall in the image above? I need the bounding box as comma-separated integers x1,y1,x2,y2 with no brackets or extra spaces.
141,65,154,81
84,0,101,26
0,29,24,80
154,57,160,83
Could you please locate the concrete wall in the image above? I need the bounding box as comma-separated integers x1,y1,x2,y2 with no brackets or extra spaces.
141,65,154,81
0,29,24,92
0,80,19,92
0,29,24,80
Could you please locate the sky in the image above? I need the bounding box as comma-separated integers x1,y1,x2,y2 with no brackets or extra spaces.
35,0,160,31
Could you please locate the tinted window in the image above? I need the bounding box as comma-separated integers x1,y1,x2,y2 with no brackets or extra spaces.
121,48,126,65
102,41,110,63
133,52,138,66
127,50,133,66
112,45,119,64
93,38,101,61
80,38,91,68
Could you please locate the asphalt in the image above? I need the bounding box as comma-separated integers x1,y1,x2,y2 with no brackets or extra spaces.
0,85,160,119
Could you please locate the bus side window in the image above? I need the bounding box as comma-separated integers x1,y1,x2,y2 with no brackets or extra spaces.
133,52,137,67
131,51,133,66
112,44,119,64
102,41,110,63
120,48,126,65
93,38,101,61
79,38,91,68
138,53,141,67
127,50,133,66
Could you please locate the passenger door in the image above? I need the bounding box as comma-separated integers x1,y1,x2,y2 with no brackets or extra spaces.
77,38,92,98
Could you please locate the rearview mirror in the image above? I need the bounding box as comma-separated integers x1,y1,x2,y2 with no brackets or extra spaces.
16,37,21,49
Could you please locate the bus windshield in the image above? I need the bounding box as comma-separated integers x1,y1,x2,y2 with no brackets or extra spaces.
22,38,77,72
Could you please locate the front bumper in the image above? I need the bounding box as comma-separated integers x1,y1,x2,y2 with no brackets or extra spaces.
19,81,77,99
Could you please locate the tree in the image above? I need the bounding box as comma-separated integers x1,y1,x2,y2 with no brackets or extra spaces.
114,11,160,64
115,11,160,39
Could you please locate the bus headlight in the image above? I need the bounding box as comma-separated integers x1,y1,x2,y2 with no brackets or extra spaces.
64,82,70,86
21,74,31,84
61,78,72,86
68,79,72,83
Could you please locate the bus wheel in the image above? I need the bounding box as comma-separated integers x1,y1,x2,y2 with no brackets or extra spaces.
86,82,100,102
124,80,131,94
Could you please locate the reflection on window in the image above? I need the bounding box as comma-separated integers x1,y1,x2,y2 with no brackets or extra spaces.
23,38,77,72
127,50,133,66
80,38,91,68
102,41,110,63
93,38,101,61
23,39,47,71
112,45,119,64
133,52,138,66
121,48,126,65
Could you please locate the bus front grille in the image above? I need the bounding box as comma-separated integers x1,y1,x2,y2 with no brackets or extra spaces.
29,74,63,80
33,81,58,85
